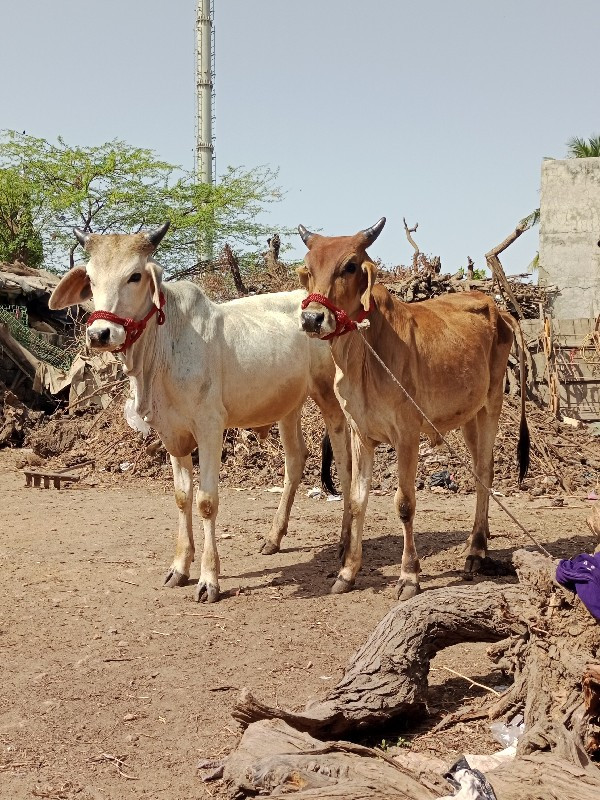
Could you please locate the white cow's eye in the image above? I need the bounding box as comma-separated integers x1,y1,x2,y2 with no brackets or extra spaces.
128,273,142,283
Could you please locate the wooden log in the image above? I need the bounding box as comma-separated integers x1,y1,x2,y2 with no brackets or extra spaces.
223,243,247,296
221,718,600,800
234,550,600,761
488,754,600,800
225,550,600,799
223,718,449,799
233,582,522,737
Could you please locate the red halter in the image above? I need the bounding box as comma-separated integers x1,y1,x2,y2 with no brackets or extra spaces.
87,292,166,353
301,293,374,340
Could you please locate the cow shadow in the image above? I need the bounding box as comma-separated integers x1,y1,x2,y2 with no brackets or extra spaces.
223,528,474,599
222,522,599,600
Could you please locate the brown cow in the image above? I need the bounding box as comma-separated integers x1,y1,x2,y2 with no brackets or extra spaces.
298,217,529,600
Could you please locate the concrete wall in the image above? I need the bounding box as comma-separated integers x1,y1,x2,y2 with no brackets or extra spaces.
539,157,600,319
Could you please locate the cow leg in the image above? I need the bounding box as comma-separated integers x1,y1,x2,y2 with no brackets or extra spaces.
312,396,352,562
164,453,194,588
461,407,499,579
395,434,421,601
260,407,308,555
333,427,374,593
194,428,223,603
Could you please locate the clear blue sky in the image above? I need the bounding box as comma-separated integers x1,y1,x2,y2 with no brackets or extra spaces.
2,0,598,273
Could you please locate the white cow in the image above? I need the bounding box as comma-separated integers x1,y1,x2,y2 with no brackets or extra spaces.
49,223,351,602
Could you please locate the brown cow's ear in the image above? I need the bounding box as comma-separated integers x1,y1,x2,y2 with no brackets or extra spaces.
48,267,92,310
360,260,377,311
296,266,310,289
146,261,163,308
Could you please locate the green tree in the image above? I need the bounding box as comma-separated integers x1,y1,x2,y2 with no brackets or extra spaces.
0,130,286,276
566,134,600,158
0,167,44,267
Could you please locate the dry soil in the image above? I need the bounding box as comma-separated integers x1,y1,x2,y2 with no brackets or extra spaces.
0,448,597,799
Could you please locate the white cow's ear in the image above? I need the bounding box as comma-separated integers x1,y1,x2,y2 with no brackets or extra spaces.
146,261,163,308
360,260,377,311
48,266,92,310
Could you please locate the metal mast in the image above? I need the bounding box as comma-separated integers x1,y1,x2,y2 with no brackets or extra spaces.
196,0,215,183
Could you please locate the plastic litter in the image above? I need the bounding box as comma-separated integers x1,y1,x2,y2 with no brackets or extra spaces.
489,713,525,747
429,469,459,492
442,757,497,799
307,486,342,501
124,397,151,438
464,745,516,772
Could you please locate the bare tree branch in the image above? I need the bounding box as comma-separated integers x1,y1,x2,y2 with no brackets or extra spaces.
403,217,420,273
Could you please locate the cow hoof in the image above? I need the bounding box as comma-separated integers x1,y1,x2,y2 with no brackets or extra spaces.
194,581,220,603
396,580,420,602
463,555,483,580
163,569,188,588
259,539,280,556
331,575,355,594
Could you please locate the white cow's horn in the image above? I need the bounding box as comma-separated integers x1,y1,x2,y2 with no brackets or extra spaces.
147,221,171,249
73,227,90,248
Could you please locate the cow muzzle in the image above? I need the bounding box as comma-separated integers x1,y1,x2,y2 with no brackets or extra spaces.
86,293,166,353
87,320,127,351
300,309,325,335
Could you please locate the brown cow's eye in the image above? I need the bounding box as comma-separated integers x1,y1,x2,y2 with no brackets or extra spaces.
344,262,357,274
128,273,142,283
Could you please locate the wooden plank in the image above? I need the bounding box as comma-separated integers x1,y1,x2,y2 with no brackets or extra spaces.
22,469,79,481
522,319,543,338
556,318,575,337
532,352,547,377
573,318,594,336
523,317,600,419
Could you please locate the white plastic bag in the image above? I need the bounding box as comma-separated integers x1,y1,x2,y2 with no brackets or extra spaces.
489,713,525,747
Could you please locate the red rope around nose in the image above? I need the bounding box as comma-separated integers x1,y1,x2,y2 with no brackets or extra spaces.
301,292,374,340
87,292,166,353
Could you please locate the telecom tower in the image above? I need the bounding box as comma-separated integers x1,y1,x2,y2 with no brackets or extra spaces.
196,0,215,184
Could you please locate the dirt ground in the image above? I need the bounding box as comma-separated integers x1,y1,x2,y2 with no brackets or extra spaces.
1,447,597,800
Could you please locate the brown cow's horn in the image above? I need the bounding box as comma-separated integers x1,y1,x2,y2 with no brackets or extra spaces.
360,217,386,246
147,221,171,249
73,228,90,248
298,224,314,247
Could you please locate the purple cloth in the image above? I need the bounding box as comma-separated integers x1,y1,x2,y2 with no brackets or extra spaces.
556,552,600,621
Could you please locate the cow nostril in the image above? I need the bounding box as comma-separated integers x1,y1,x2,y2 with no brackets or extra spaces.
301,311,325,332
97,328,110,343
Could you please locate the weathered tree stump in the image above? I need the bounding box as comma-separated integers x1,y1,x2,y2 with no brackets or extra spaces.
227,549,600,798
221,718,600,800
222,718,449,799
234,581,522,737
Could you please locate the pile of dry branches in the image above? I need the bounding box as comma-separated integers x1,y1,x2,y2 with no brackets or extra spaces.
381,271,552,319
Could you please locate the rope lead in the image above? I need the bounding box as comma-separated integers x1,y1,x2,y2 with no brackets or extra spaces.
357,330,553,559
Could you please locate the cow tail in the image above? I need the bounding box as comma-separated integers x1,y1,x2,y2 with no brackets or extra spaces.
513,318,530,483
321,432,338,495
